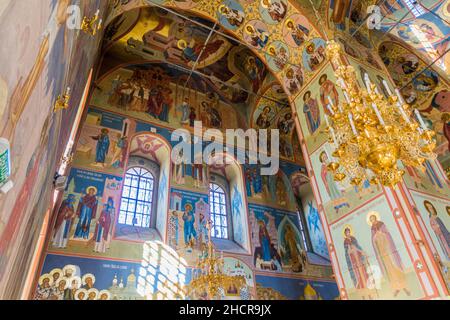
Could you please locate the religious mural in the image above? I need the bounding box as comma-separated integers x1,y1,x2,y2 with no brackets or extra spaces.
9,0,447,301
0,0,108,298
409,191,450,289
378,41,450,169
293,172,330,260
256,275,339,300
294,63,345,153
329,197,425,300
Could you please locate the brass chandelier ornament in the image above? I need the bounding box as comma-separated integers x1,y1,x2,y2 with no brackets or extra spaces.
322,40,436,187
187,222,246,300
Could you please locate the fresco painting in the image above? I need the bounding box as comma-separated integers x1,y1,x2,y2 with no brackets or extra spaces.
409,191,450,289
294,63,345,153
310,143,382,224
329,197,425,300
255,275,339,300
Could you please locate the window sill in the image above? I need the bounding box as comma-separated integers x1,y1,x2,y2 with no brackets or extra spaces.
212,238,247,254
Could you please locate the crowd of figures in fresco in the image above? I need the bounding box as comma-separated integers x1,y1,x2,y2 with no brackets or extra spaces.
35,265,112,300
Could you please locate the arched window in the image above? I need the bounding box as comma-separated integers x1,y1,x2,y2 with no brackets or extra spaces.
119,167,155,228
209,181,230,240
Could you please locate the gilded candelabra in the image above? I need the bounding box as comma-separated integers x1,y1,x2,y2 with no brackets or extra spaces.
323,40,436,187
53,87,71,112
81,9,102,36
187,222,246,300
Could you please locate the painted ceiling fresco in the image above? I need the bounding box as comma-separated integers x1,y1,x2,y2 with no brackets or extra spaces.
101,5,297,130
327,0,450,72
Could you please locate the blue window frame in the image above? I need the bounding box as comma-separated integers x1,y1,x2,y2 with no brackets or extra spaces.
119,167,154,228
209,183,229,239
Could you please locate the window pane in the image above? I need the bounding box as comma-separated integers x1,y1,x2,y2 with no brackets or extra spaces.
119,167,156,228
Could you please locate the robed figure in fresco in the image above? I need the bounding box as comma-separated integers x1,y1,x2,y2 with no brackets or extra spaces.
53,194,76,248
369,212,411,297
319,151,349,212
281,224,302,272
303,91,320,135
94,197,114,253
343,227,372,299
91,129,110,166
74,188,98,239
183,203,197,247
258,219,272,262
424,200,450,260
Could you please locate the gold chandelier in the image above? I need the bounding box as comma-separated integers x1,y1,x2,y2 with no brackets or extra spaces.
187,222,246,300
322,40,436,187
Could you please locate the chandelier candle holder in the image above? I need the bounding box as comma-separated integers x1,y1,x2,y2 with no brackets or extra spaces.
187,221,246,300
322,40,436,187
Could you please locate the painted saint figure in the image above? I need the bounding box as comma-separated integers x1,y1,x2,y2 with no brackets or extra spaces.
182,203,197,247
343,226,372,298
319,74,339,112
74,187,98,240
110,134,127,168
261,0,287,22
94,197,114,253
245,24,269,49
91,129,110,167
319,151,350,212
424,200,450,260
303,91,320,135
285,19,310,46
219,4,245,27
369,212,411,297
258,219,272,262
53,194,76,248
177,97,191,125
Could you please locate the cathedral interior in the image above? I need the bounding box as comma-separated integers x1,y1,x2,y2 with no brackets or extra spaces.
0,0,449,300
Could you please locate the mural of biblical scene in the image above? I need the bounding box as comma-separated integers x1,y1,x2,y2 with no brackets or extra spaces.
91,64,240,132
49,168,142,261
256,275,339,300
251,84,296,161
103,7,268,104
330,197,425,300
292,171,330,261
378,41,449,112
72,108,129,175
171,145,210,192
168,189,210,266
294,63,344,153
244,162,298,211
410,191,450,289
401,159,449,198
35,254,143,300
222,257,255,300
310,143,382,224
283,64,304,96
249,204,306,274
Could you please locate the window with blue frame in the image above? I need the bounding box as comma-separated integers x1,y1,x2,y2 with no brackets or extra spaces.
209,182,230,240
119,167,155,228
